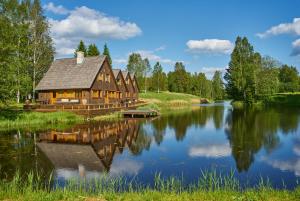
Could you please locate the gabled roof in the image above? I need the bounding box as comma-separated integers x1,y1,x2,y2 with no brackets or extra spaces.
112,69,121,78
130,73,140,91
113,69,129,92
121,70,129,79
36,55,107,90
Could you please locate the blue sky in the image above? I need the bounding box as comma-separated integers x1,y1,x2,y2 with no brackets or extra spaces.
41,0,300,77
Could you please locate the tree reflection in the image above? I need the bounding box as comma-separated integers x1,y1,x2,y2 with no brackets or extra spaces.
225,107,300,172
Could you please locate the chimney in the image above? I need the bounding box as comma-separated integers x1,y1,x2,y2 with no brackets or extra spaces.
76,51,84,64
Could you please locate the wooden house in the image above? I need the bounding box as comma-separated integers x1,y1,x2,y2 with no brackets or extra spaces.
35,51,123,105
122,71,137,102
130,73,139,101
112,69,129,104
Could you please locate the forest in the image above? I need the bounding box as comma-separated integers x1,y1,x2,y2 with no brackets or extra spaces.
1,0,300,105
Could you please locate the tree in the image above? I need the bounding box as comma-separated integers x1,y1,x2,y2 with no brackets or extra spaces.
142,58,151,93
74,40,87,57
168,62,189,93
279,65,299,92
87,43,100,56
152,62,163,93
212,71,225,100
224,36,261,103
126,53,146,90
29,0,54,101
103,43,112,65
257,56,280,97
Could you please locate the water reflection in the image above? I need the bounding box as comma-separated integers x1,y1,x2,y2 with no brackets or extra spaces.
37,119,150,180
0,102,299,188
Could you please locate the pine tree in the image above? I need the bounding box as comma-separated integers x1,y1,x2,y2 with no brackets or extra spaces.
87,44,100,56
74,40,87,57
103,43,112,65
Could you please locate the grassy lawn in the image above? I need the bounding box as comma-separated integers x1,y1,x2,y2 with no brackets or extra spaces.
139,91,201,112
0,110,83,130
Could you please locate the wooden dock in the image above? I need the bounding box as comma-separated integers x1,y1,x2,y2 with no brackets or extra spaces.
122,110,159,118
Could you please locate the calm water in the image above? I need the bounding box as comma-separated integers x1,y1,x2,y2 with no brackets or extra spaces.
1,102,300,189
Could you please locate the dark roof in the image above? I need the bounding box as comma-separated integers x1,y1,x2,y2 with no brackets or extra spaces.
36,55,106,90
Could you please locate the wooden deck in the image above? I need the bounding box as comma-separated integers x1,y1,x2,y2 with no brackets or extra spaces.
24,101,147,117
122,110,159,118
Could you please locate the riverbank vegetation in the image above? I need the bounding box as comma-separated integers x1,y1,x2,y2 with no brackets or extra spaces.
0,171,299,201
0,110,83,130
225,36,300,105
139,91,201,112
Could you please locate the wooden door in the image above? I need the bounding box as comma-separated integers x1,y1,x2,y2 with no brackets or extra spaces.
51,92,56,104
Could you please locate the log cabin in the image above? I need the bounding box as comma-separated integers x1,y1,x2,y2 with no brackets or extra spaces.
130,73,139,101
122,71,137,103
112,69,129,104
35,51,132,105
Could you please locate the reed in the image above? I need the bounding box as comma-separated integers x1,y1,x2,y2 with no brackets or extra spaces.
0,170,299,201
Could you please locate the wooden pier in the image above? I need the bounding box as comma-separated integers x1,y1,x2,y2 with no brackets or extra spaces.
122,110,159,118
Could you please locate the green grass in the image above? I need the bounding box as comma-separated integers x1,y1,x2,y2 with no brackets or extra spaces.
0,110,83,130
92,112,123,121
139,91,201,113
266,93,300,106
0,170,299,201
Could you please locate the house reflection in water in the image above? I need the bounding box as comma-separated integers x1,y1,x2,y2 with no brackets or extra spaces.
37,120,140,180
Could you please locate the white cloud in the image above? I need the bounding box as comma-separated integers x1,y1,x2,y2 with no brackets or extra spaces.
110,159,143,176
189,142,231,158
43,2,70,15
257,18,300,38
132,47,178,65
186,39,233,54
113,59,127,65
47,4,142,57
199,67,226,79
291,39,300,56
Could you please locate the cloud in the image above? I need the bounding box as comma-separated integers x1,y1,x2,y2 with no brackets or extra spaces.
43,2,70,15
186,39,233,54
257,18,300,38
291,39,300,56
130,47,179,65
47,4,142,57
199,67,227,79
189,142,231,158
109,159,143,176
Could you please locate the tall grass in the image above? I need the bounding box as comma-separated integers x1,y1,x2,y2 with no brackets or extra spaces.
0,110,83,130
1,170,299,201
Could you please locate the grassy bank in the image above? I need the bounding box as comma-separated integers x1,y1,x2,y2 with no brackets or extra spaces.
232,93,300,108
266,93,300,106
0,171,299,201
0,110,83,130
139,91,201,113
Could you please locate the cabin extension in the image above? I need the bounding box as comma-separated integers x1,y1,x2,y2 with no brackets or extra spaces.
35,51,139,106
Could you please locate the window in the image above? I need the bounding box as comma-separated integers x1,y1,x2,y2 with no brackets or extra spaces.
97,73,103,81
53,92,56,98
105,74,110,82
92,90,99,98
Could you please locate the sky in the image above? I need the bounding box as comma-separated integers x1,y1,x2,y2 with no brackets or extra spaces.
41,0,300,78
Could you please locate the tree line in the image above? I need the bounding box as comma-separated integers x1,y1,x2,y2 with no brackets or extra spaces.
126,54,225,100
225,36,300,103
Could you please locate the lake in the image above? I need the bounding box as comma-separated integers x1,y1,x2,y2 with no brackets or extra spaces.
1,102,300,189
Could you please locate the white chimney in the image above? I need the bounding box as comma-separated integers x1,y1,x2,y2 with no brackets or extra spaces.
76,51,84,64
